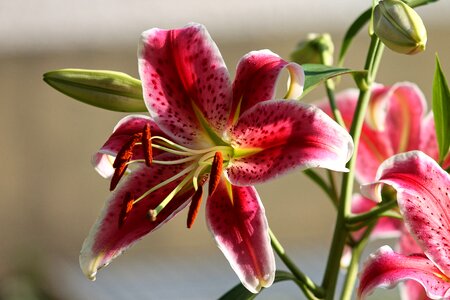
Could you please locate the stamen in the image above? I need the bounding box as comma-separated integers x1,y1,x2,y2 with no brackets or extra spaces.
141,124,153,167
187,184,204,229
110,163,127,191
133,164,196,205
127,156,198,166
208,152,223,196
113,134,142,168
148,168,196,221
118,192,134,228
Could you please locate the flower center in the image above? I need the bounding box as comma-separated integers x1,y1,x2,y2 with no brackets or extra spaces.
113,125,234,227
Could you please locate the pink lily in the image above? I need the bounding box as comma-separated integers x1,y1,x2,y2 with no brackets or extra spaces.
358,151,450,299
80,23,354,293
320,83,446,256
319,82,450,184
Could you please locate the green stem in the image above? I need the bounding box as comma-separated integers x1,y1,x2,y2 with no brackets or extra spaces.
346,198,398,225
269,229,325,299
327,170,339,206
303,169,336,206
325,80,346,128
340,222,376,299
321,35,384,300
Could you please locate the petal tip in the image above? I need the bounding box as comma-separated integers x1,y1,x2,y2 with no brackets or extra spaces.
79,250,105,282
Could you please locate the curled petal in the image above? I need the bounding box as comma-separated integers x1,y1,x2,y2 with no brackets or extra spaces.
358,246,450,300
361,151,450,277
138,23,232,146
206,178,275,293
80,159,195,280
230,50,304,122
92,115,166,178
397,229,428,300
227,100,353,185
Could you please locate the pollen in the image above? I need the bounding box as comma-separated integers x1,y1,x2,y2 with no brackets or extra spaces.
187,180,205,228
208,152,223,196
118,192,134,228
141,124,153,167
110,163,127,191
110,133,143,191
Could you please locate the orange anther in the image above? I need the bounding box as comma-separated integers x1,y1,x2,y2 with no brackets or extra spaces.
118,192,134,228
208,152,223,196
110,163,127,191
187,184,204,229
141,124,153,167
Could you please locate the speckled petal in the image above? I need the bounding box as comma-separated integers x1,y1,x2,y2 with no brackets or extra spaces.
361,151,450,278
92,115,166,178
358,246,450,300
230,50,304,122
138,23,232,146
80,159,195,281
397,228,428,300
227,100,353,185
205,178,275,293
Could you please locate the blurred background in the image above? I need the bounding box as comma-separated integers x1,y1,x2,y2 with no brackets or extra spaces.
1,0,449,299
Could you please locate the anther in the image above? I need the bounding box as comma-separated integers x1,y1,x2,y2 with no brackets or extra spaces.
110,133,142,191
113,134,142,168
110,163,127,191
141,124,153,167
208,152,223,196
187,176,207,229
118,192,134,228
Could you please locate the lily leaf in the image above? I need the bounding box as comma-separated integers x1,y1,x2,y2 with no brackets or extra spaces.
218,270,299,300
432,55,450,163
301,64,366,97
338,0,439,66
43,69,147,112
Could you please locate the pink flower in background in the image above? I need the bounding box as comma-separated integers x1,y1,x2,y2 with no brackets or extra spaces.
320,82,448,184
358,151,450,299
321,83,447,267
80,23,354,293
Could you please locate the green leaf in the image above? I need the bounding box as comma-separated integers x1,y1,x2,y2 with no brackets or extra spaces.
432,55,450,163
43,69,147,112
338,9,372,66
338,0,438,66
301,64,366,97
218,271,298,300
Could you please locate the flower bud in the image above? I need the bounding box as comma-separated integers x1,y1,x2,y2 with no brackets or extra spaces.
373,0,427,55
290,33,334,65
43,69,146,112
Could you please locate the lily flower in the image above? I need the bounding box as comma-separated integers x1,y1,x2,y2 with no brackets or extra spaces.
358,151,450,299
319,82,440,184
80,23,354,293
320,83,448,253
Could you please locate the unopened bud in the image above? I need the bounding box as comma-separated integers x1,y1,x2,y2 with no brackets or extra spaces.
373,0,427,55
43,69,146,112
291,33,334,66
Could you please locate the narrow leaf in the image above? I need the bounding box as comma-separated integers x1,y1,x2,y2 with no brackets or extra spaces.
432,55,450,163
301,64,366,97
338,9,372,66
43,69,147,112
218,271,298,300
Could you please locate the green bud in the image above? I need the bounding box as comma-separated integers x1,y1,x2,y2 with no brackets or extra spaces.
43,69,147,112
290,33,334,66
373,0,427,55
